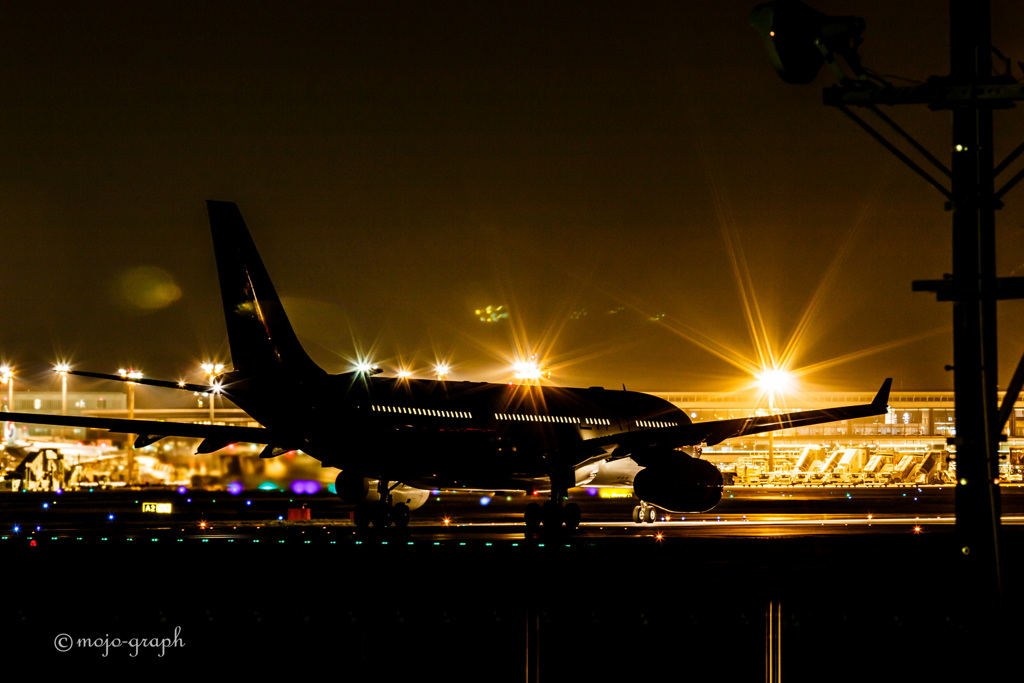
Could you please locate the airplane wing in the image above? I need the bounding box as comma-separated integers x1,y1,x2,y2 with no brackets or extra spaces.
0,410,279,453
595,378,892,452
68,369,213,393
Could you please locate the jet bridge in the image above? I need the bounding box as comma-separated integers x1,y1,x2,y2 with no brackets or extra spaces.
907,450,950,484
794,446,825,472
817,448,844,473
0,447,81,491
891,454,918,482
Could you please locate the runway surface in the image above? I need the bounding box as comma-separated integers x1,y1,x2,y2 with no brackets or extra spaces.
3,482,1022,540
3,486,1020,679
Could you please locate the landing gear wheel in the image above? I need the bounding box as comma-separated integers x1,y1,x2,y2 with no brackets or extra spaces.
632,505,643,524
563,502,581,531
541,500,564,530
354,502,373,528
524,502,542,530
644,506,658,524
391,502,410,528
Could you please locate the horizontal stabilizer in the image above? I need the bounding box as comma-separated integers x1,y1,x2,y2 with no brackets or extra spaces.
69,369,214,393
0,411,273,448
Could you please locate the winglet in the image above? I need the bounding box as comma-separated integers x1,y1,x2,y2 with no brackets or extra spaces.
872,378,893,408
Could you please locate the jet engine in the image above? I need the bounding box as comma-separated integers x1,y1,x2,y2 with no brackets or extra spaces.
631,452,723,513
334,470,430,510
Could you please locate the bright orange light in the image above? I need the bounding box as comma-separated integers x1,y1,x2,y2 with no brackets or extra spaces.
353,361,376,374
512,353,552,384
513,359,543,381
201,362,224,375
757,367,794,392
649,180,941,395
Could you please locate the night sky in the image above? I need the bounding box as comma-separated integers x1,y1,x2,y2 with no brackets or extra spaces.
3,1,1024,400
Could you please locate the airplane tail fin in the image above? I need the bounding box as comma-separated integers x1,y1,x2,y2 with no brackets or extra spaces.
206,201,326,379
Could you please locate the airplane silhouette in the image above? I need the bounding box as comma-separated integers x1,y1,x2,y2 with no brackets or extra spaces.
0,201,891,530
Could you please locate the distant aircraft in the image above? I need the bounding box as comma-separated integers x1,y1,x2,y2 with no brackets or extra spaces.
0,202,891,529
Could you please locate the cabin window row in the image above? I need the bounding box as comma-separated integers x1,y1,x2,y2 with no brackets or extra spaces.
494,413,611,426
636,420,679,428
371,405,472,419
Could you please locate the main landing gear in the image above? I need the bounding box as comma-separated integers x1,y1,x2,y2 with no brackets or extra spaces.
632,501,659,524
353,500,410,529
524,499,581,532
353,480,410,529
524,470,581,532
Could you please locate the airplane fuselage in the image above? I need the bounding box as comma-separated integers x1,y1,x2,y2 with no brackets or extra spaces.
222,372,690,491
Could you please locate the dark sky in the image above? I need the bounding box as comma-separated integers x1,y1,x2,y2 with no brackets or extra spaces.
3,1,1024,398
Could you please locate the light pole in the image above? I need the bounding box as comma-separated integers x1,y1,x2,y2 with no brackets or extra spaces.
54,362,70,440
752,0,1022,615
118,368,142,419
118,368,141,486
201,362,224,423
757,368,794,474
0,365,13,412
1,365,14,448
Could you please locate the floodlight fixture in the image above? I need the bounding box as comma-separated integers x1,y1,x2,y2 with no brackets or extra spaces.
751,0,866,84
756,367,795,395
